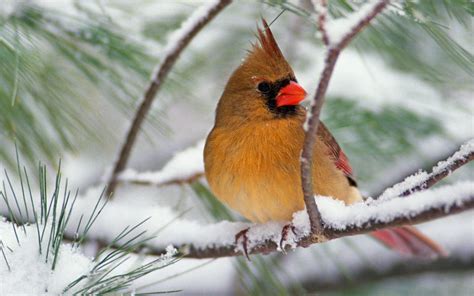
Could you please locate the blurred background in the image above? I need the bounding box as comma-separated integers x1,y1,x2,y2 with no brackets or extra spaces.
0,0,473,295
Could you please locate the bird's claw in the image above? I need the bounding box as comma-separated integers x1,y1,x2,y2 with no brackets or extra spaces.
235,227,251,261
279,223,297,253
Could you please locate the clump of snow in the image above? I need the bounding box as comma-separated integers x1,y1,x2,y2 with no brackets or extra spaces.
0,221,93,295
316,181,473,230
379,139,474,200
432,139,474,175
119,140,205,186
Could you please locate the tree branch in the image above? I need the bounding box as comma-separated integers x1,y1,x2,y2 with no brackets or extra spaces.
149,188,473,259
301,253,474,292
379,139,474,199
105,0,232,197
301,0,389,235
313,0,329,46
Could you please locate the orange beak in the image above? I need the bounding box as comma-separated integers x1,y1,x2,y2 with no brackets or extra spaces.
276,81,307,107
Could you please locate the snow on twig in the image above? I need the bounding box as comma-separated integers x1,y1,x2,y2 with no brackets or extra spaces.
118,140,205,187
324,0,387,47
105,0,232,196
301,0,389,235
379,139,474,199
312,0,329,46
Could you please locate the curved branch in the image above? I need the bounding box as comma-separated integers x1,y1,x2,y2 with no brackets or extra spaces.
301,0,389,234
106,0,232,196
156,188,474,259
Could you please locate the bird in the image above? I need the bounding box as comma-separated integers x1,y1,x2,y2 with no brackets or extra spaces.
204,19,446,258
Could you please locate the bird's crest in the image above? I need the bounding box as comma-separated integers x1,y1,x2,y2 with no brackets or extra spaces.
242,19,293,78
255,19,285,61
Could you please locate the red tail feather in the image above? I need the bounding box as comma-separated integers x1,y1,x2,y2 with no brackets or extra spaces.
371,226,447,258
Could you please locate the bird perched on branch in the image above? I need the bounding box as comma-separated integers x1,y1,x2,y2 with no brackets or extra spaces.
204,19,445,258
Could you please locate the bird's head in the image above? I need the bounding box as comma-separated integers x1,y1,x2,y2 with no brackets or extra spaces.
215,19,307,125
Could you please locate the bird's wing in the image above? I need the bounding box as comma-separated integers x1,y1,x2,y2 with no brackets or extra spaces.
318,122,356,184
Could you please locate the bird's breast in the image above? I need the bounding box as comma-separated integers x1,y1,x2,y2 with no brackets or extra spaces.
204,120,306,223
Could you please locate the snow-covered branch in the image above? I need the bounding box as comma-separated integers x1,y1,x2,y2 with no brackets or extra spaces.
145,182,473,259
301,0,389,234
106,0,232,196
313,0,329,46
118,140,205,187
379,139,474,199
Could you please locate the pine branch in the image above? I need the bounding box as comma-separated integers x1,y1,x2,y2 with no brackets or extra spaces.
106,0,232,196
301,0,389,235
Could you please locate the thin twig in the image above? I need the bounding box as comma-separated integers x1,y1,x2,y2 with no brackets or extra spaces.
378,139,474,199
399,141,473,197
314,0,329,46
106,0,232,197
301,0,389,235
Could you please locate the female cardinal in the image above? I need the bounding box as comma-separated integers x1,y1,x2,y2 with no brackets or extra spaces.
204,19,445,258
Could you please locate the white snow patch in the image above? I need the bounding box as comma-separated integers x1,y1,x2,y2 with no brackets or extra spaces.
0,222,93,295
0,0,16,18
316,181,473,230
325,0,385,46
119,140,205,186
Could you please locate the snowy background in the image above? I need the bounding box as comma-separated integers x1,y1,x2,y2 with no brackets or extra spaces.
0,0,473,295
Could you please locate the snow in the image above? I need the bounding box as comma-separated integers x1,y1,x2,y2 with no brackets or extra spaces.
0,0,15,18
0,215,179,294
0,221,93,295
322,0,386,47
119,140,205,186
432,139,474,175
151,0,225,83
316,181,473,230
378,139,474,200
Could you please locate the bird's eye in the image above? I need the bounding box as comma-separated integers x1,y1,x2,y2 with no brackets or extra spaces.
257,82,271,93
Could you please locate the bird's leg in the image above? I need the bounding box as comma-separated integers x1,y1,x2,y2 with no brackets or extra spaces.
235,227,251,261
279,223,297,253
